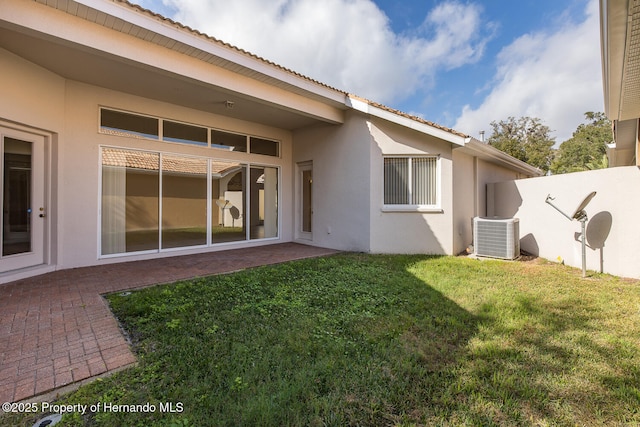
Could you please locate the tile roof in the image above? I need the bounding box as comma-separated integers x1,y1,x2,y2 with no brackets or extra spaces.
110,0,468,139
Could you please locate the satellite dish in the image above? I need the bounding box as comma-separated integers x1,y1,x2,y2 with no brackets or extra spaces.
571,191,596,220
545,191,597,278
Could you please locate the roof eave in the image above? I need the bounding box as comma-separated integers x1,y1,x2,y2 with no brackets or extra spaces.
74,0,348,106
346,95,468,146
600,0,631,121
458,139,543,177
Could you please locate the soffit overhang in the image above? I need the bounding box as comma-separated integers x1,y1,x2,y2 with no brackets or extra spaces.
601,0,640,122
0,0,347,130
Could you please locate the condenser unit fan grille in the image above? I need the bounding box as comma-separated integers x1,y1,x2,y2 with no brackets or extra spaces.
473,217,520,260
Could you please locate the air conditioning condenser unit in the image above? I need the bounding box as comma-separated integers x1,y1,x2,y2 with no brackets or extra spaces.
473,217,520,260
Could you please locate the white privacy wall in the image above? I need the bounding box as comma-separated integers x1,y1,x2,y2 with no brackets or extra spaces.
489,167,640,278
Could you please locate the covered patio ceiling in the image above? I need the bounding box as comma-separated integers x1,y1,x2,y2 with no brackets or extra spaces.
0,0,348,131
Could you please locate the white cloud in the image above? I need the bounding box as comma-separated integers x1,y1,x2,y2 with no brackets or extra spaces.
153,0,493,105
453,0,603,143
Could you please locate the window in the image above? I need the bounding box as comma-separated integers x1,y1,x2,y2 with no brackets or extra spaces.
100,109,159,139
100,109,281,157
250,137,279,157
383,156,438,208
211,129,247,152
163,121,207,146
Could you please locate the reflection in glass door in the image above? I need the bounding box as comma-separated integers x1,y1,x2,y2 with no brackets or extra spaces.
297,161,312,240
0,129,45,272
3,138,32,255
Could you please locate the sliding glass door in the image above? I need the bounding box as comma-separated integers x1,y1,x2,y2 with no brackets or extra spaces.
101,147,278,256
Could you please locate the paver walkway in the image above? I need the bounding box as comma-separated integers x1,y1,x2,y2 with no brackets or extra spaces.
0,243,337,404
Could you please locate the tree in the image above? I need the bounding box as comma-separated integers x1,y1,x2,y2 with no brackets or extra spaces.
549,112,611,174
487,116,555,173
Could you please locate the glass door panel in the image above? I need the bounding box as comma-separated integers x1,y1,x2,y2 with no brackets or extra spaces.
211,161,246,243
250,166,278,239
3,138,32,255
302,169,312,233
0,129,45,272
101,148,160,254
161,155,207,249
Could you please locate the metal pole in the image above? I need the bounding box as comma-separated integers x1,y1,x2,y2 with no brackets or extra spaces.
581,218,586,278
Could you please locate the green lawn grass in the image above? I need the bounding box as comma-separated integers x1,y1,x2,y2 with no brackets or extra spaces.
3,254,639,426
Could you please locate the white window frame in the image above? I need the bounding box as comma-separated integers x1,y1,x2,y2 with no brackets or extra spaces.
97,145,281,259
98,107,281,158
382,155,442,213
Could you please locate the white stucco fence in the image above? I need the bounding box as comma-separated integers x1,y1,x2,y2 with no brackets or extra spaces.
488,166,640,279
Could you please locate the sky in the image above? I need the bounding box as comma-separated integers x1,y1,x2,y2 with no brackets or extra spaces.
133,0,603,144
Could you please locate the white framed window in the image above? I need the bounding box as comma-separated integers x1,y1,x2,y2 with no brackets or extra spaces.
99,108,280,157
383,156,440,211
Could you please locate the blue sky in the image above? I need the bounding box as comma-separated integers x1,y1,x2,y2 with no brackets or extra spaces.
133,0,602,144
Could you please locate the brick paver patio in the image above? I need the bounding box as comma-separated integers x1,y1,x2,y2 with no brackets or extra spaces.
0,243,337,404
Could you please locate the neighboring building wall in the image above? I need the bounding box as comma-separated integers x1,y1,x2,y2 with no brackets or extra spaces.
368,119,454,254
292,111,372,252
490,167,640,278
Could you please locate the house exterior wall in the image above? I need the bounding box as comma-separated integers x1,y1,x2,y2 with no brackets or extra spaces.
451,150,475,255
368,119,454,254
0,47,64,278
59,81,294,269
476,158,526,215
0,48,65,131
292,111,372,252
0,47,296,281
451,149,529,255
489,167,640,278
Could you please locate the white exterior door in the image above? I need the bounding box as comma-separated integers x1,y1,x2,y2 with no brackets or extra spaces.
0,127,45,272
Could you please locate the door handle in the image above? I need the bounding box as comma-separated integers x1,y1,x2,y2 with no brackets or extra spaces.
39,207,45,218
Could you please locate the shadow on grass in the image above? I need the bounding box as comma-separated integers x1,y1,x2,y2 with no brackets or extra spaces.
428,260,640,426
55,254,483,427
3,254,638,427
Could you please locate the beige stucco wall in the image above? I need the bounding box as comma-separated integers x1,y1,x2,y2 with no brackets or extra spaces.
368,119,454,254
0,47,63,277
452,150,475,255
292,111,372,251
0,48,65,131
490,167,640,278
57,81,293,268
0,47,295,278
452,149,534,255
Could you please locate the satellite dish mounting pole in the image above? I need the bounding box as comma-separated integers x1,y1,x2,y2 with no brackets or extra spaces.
581,217,587,278
545,192,596,278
